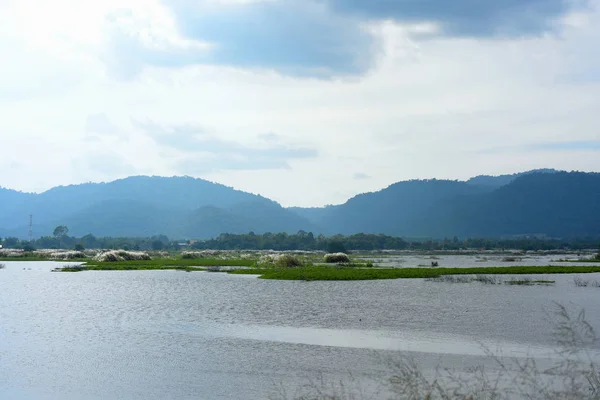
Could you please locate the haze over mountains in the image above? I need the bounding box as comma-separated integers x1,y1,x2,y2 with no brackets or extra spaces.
1,169,599,240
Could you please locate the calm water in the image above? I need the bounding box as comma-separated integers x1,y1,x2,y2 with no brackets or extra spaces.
1,260,599,399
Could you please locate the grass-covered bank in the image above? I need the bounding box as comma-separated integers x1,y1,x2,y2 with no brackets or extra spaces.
59,264,206,272
88,258,256,268
228,265,600,281
57,258,256,272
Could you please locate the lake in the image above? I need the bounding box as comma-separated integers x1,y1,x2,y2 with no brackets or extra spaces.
1,260,599,399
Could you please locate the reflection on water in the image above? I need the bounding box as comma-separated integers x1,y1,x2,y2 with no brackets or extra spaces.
1,260,599,399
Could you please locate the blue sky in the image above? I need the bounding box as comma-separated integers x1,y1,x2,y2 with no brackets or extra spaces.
0,0,599,206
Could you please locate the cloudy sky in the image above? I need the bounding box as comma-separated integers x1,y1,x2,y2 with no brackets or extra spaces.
1,0,599,207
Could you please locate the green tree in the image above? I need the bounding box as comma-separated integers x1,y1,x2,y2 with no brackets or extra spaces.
3,237,19,248
327,240,347,254
53,226,69,238
22,244,35,252
53,226,69,249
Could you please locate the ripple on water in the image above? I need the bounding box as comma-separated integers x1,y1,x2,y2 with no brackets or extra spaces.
1,261,600,399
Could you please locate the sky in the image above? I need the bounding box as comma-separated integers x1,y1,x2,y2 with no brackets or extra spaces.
1,0,599,207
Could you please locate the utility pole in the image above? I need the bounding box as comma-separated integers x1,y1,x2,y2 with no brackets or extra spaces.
29,214,33,242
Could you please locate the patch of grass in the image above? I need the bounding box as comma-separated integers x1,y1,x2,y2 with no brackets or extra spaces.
55,258,254,272
93,258,254,267
275,254,303,268
0,256,85,262
474,275,502,285
426,275,473,283
323,253,351,263
57,264,206,272
230,265,600,281
505,278,555,285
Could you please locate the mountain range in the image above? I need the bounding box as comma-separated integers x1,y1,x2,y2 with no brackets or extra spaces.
1,169,599,239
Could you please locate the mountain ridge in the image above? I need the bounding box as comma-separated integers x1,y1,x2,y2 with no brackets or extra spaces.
2,170,599,239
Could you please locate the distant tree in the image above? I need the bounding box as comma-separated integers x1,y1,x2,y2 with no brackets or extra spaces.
327,240,347,254
80,234,98,249
53,226,69,238
22,244,35,252
3,237,19,248
74,244,85,251
53,226,69,249
151,240,164,251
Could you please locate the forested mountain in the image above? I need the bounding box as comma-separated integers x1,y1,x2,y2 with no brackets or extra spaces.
293,171,600,239
466,168,559,189
0,176,315,238
1,171,599,240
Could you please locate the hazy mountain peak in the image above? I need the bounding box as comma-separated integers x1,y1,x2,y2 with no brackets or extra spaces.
466,169,561,188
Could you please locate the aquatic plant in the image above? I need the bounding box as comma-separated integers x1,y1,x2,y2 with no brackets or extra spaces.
234,265,600,281
0,263,5,269
324,253,351,263
474,275,502,285
505,278,555,285
426,275,473,283
574,276,600,288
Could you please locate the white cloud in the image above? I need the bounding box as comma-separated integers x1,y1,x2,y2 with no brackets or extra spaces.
0,0,599,206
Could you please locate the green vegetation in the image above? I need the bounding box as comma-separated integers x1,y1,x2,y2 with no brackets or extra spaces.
4,229,600,255
229,265,600,281
274,254,303,268
0,256,70,262
90,258,255,268
59,264,205,272
55,256,256,272
505,279,555,285
323,253,351,263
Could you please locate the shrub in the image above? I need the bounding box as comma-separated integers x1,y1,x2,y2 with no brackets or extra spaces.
50,251,86,260
0,249,24,258
94,250,151,262
324,253,351,263
181,250,221,259
275,254,303,268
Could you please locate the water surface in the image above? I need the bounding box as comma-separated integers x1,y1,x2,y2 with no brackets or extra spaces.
1,260,599,399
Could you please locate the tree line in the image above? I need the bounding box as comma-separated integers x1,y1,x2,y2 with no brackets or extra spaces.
1,227,599,253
